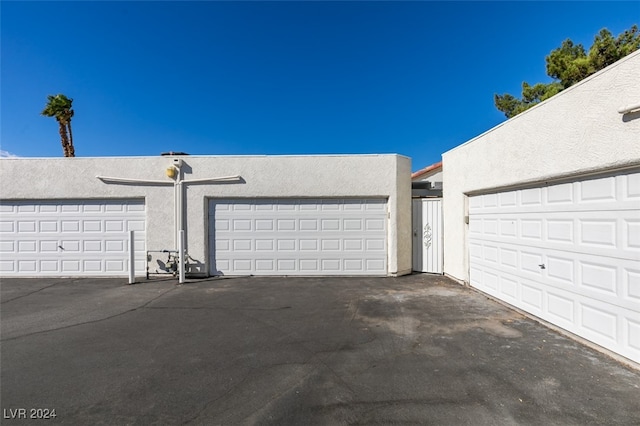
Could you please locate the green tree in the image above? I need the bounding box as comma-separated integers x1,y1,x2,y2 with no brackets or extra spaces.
41,94,75,157
495,25,640,118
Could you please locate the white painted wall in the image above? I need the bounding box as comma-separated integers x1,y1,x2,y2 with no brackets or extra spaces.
0,154,411,276
442,50,640,282
395,155,413,275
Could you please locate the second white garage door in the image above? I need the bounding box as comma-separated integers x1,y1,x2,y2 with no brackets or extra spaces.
208,199,388,276
469,170,640,364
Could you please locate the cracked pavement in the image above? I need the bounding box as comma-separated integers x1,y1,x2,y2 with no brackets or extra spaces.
1,275,639,425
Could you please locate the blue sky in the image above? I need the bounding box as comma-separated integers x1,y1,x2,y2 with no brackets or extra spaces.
1,1,638,171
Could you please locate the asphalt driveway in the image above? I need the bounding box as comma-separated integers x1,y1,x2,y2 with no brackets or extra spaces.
1,274,639,425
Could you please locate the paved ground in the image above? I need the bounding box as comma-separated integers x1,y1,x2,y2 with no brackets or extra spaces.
1,274,639,425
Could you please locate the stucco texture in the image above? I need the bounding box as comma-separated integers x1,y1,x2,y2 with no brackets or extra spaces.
0,154,411,276
442,50,640,282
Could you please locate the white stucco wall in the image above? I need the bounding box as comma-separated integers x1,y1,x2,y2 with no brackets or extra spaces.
395,155,413,275
442,50,640,282
0,154,411,276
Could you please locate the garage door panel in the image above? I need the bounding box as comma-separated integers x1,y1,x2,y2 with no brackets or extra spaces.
471,178,637,215
546,255,574,284
483,245,499,264
0,260,14,272
580,175,613,199
256,259,276,272
40,240,59,252
366,259,386,272
40,260,59,272
469,170,640,363
547,182,574,204
105,259,126,273
17,240,37,252
61,204,80,213
547,292,575,324
521,219,543,240
61,259,81,272
19,260,37,272
520,187,543,206
40,221,58,232
499,219,517,238
476,255,639,313
0,240,14,252
500,247,519,270
626,173,640,198
627,270,640,300
520,251,544,276
547,219,573,243
473,214,636,260
299,259,318,272
580,219,617,247
626,220,640,250
83,260,103,272
482,218,498,236
498,191,517,206
627,319,640,353
61,240,81,252
209,198,387,276
218,239,383,257
366,239,385,251
580,261,617,295
300,239,319,251
581,303,618,343
482,270,499,291
127,220,145,232
479,260,640,328
500,275,519,301
521,283,544,313
18,221,37,233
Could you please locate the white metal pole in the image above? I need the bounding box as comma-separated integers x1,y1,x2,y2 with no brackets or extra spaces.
128,230,135,284
178,229,185,284
176,171,184,253
174,179,179,250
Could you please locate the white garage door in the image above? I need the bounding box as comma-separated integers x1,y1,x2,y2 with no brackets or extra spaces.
0,200,146,276
469,170,640,364
209,198,387,276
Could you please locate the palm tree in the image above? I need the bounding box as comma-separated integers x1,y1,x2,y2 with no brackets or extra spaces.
41,94,75,157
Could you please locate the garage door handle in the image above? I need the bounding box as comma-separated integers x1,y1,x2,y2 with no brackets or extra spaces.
539,264,545,269
58,245,65,251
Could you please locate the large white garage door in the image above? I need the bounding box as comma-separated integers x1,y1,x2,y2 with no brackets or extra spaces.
209,198,388,276
469,170,640,364
0,200,146,276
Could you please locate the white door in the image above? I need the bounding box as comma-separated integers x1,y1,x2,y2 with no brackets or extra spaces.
0,200,146,276
412,198,443,273
209,198,387,276
469,170,640,364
